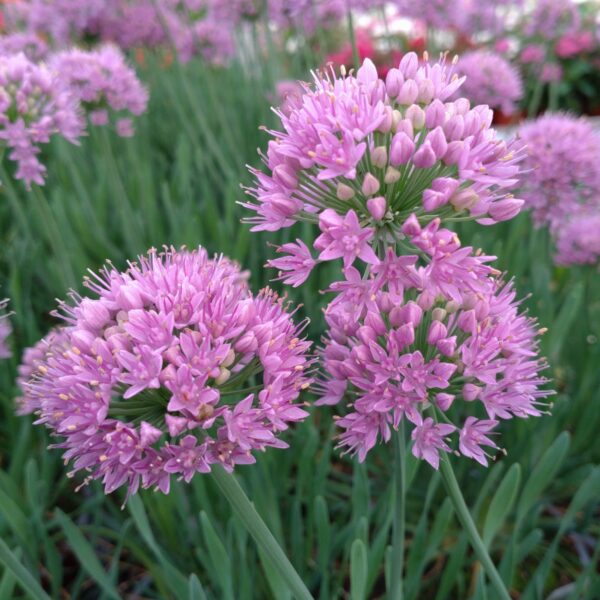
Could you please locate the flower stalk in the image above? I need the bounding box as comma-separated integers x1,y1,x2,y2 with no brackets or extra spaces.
390,425,406,600
439,456,511,600
210,466,314,600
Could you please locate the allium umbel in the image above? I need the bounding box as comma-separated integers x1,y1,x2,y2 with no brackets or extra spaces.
18,247,313,498
0,52,83,188
455,51,523,115
317,216,552,467
51,45,148,136
518,113,600,230
245,54,526,286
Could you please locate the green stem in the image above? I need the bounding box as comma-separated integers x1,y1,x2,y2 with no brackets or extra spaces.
210,466,314,600
346,8,359,70
390,425,406,600
439,457,511,600
527,77,544,118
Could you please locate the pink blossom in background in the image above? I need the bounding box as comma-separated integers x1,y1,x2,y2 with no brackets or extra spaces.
554,212,600,267
0,52,84,188
518,113,600,230
456,51,523,115
51,44,148,135
17,247,313,498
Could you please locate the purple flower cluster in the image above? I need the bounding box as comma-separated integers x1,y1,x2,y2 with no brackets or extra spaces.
246,54,526,287
0,32,49,61
519,114,600,228
518,114,600,266
554,212,600,267
17,247,313,497
0,52,83,188
51,45,149,136
317,215,551,466
455,51,523,115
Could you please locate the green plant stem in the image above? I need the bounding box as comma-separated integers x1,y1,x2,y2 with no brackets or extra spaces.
346,8,359,70
210,466,314,600
439,457,511,600
390,425,406,600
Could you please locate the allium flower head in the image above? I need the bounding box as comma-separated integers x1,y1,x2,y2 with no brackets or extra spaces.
456,51,523,115
246,54,526,283
51,45,148,136
18,247,313,498
0,52,83,188
554,211,600,267
518,113,600,229
0,32,49,61
317,215,552,467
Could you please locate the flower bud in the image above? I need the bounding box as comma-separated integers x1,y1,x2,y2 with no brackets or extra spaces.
450,188,479,210
427,320,447,344
385,68,404,97
417,290,435,310
425,99,446,128
401,213,421,235
405,104,425,130
454,97,470,115
417,78,434,103
377,105,394,133
432,307,447,321
398,79,418,105
399,52,419,77
436,336,457,356
362,172,380,196
273,163,298,189
390,300,423,327
384,166,401,184
443,114,465,141
391,109,402,132
357,325,377,345
371,145,388,168
390,132,415,166
457,309,477,334
436,393,455,411
488,198,524,222
444,140,468,166
365,310,387,335
412,143,437,168
394,323,415,349
463,383,481,401
395,117,414,138
367,196,387,221
426,126,448,159
336,182,355,201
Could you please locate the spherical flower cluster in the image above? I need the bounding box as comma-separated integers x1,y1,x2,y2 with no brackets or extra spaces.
518,113,600,229
0,52,83,188
246,54,526,287
0,32,49,61
51,45,148,136
18,247,313,497
317,215,551,466
455,51,523,115
268,0,346,35
524,0,580,40
554,212,600,267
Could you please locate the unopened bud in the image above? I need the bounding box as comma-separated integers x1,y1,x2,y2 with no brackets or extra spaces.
362,172,380,196
371,146,388,169
337,182,355,200
367,196,387,221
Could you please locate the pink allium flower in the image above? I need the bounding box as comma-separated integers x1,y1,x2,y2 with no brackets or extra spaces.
51,45,148,136
555,31,595,57
17,247,313,498
0,52,83,188
267,239,317,287
554,211,600,267
0,32,48,61
525,0,580,40
456,51,523,115
317,214,552,467
540,63,563,83
0,298,11,360
518,114,600,230
246,54,526,282
520,44,546,64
